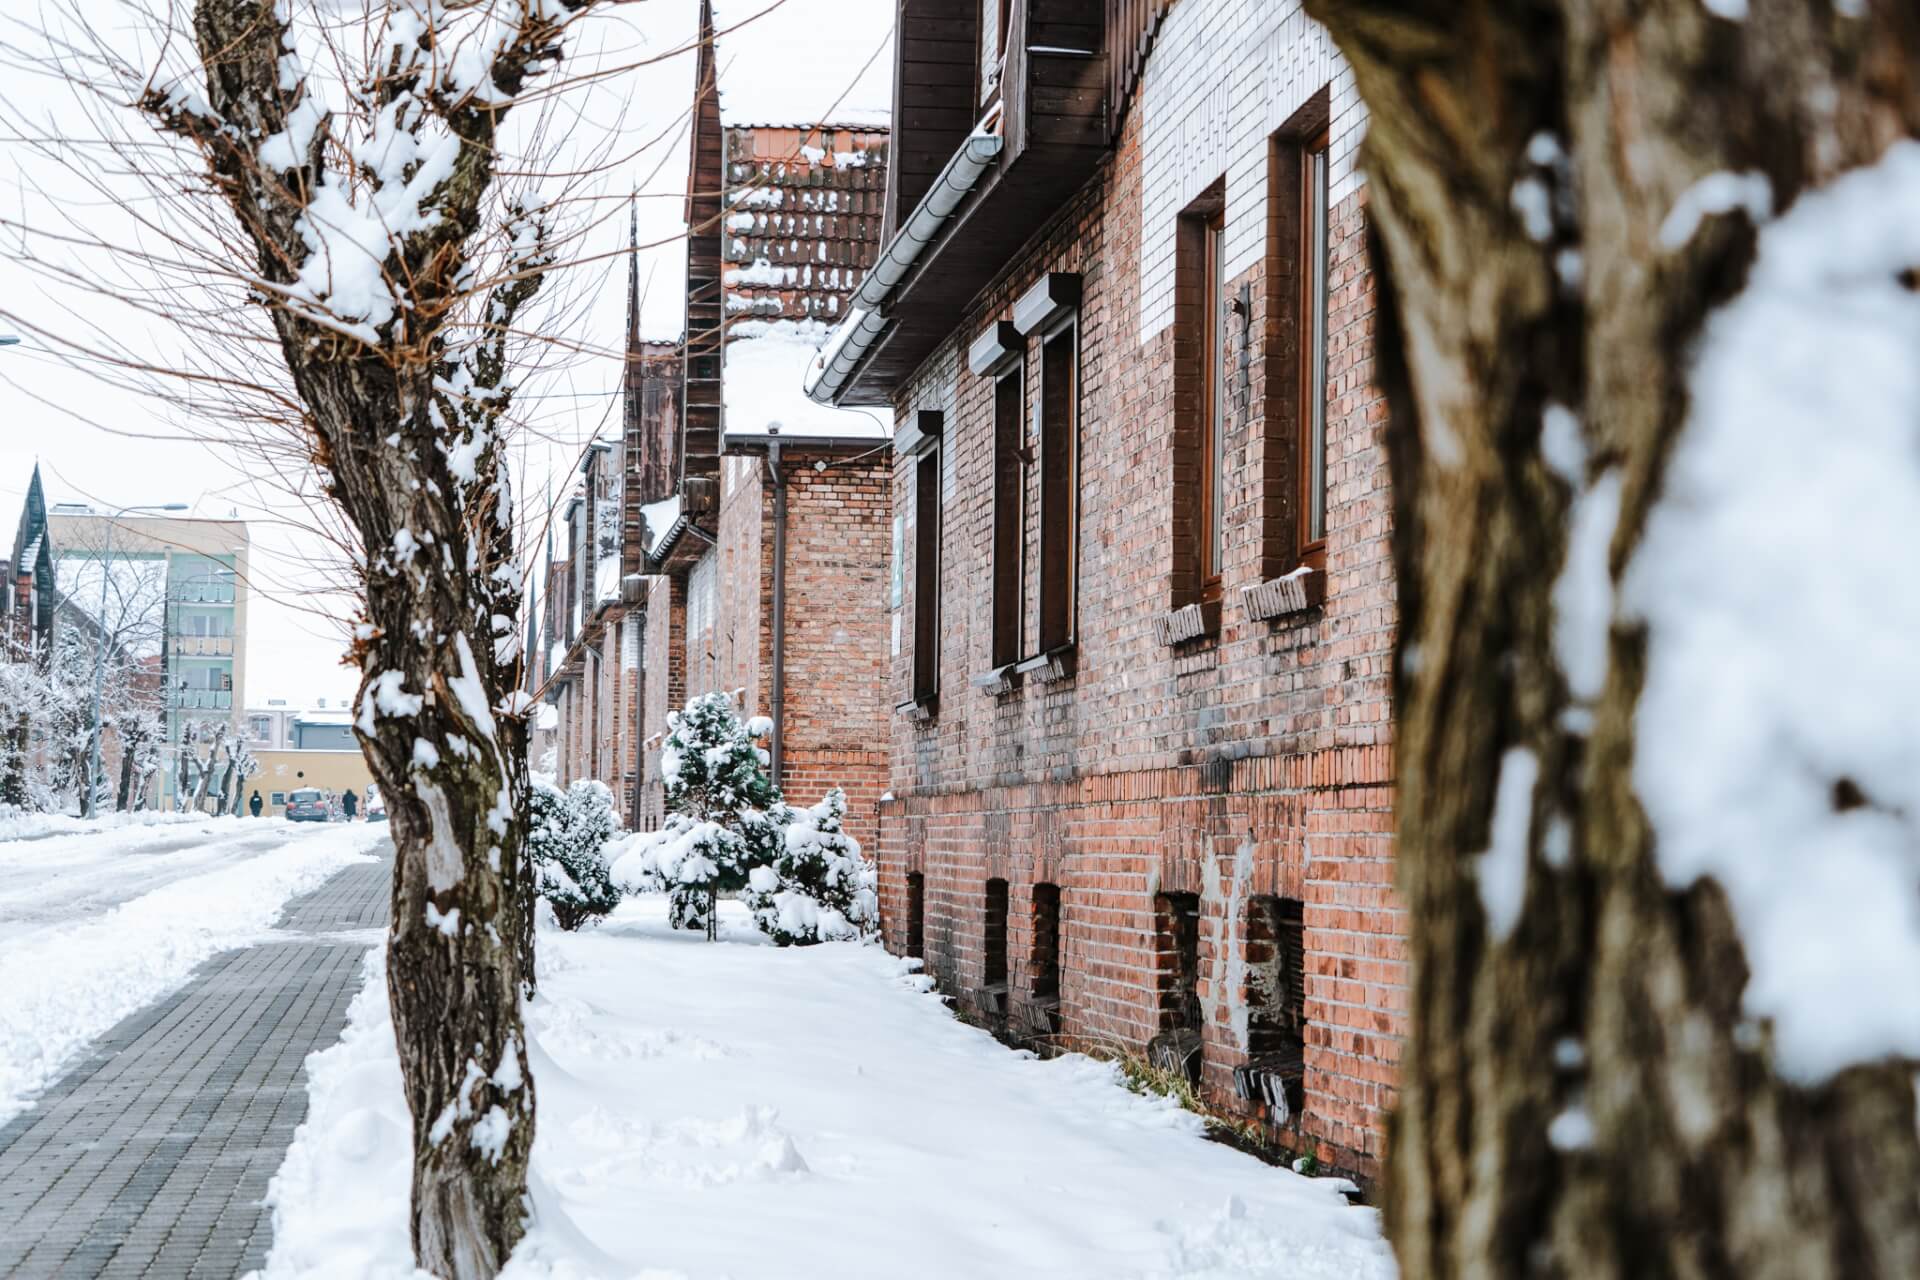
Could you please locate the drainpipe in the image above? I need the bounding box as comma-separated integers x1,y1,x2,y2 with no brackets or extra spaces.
769,442,788,783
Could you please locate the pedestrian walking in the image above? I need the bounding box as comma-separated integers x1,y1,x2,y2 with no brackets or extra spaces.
248,790,263,818
342,788,358,820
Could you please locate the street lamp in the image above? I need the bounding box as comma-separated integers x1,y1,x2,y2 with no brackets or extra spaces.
87,503,189,816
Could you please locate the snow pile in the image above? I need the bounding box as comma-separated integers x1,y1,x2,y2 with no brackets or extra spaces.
1625,140,1920,1082
742,787,878,946
260,896,1396,1279
0,821,386,1126
0,807,212,843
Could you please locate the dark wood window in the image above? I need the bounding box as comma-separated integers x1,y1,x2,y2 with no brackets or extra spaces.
1037,324,1077,653
1201,214,1228,593
1155,892,1202,1033
1300,132,1331,555
991,365,1025,669
1246,896,1306,1060
912,449,941,703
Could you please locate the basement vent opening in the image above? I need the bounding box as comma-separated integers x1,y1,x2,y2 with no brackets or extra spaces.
905,871,924,960
1236,895,1307,1125
981,877,1010,1015
1150,891,1203,1086
1030,883,1063,1034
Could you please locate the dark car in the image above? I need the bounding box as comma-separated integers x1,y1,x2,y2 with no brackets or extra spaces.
285,788,330,822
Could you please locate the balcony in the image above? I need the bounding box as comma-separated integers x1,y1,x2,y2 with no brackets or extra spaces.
171,689,233,711
171,635,235,657
172,583,236,605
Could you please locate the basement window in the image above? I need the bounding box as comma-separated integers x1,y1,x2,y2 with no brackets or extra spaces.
1150,891,1205,1085
1031,882,1062,1005
982,878,1010,1014
1240,896,1308,1124
906,871,925,960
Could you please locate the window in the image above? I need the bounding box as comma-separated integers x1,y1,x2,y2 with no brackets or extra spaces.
1030,883,1062,1004
1201,214,1227,593
983,878,1009,991
906,871,925,960
1300,133,1330,554
1155,892,1202,1033
1246,896,1306,1060
990,365,1024,669
912,448,941,704
270,792,285,806
1037,325,1077,653
1174,183,1228,613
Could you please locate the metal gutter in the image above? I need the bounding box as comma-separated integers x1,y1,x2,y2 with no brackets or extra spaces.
805,128,1006,405
769,442,788,780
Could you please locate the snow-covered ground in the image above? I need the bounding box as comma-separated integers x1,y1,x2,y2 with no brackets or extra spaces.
0,817,387,1127
262,898,1397,1280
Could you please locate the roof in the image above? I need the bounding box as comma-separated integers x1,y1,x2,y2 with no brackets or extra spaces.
722,324,890,444
711,0,895,129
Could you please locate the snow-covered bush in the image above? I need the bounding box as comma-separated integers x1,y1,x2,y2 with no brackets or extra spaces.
529,779,622,931
743,788,877,946
614,693,782,939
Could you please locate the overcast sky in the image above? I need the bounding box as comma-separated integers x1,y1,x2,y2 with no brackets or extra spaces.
0,0,890,710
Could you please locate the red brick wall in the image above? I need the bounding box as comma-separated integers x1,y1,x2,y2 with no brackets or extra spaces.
877,97,1400,1178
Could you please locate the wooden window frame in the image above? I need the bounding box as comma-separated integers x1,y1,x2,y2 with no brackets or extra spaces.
990,361,1026,670
1199,212,1228,601
911,446,942,705
1297,128,1331,569
1036,316,1079,654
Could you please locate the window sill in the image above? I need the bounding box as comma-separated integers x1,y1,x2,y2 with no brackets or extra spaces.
970,664,1022,697
1013,645,1077,684
1231,1049,1306,1126
1243,567,1326,622
894,695,938,724
1153,599,1221,647
977,982,1010,1016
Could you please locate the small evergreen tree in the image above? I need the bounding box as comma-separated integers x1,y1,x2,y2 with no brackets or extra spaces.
744,788,878,946
626,693,782,940
528,778,622,931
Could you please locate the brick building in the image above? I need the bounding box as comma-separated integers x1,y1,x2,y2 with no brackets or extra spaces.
545,0,895,850
806,0,1399,1177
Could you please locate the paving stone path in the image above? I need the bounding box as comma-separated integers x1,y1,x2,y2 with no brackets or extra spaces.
0,847,393,1278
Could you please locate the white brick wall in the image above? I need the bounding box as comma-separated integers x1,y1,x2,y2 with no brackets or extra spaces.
1137,0,1367,343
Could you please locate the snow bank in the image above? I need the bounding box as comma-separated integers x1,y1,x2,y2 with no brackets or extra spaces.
0,807,213,843
0,822,386,1127
261,896,1396,1280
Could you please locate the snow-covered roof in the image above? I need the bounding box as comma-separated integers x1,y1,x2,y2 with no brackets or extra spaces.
723,324,890,444
641,496,683,559
712,0,894,129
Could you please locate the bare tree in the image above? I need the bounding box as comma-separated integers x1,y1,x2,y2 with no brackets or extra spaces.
1304,1,1920,1276
122,2,630,1271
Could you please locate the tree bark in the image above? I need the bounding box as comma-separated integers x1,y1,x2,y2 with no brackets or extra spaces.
1302,1,1920,1276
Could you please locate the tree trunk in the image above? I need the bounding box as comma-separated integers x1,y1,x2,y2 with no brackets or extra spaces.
117,728,135,812
1303,1,1920,1275
1,713,28,808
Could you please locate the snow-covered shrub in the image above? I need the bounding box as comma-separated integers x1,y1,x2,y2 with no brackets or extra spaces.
617,693,783,939
529,779,622,931
743,789,878,946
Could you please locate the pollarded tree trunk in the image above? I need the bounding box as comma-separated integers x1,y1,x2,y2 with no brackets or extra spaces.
141,2,588,1273
1303,1,1920,1276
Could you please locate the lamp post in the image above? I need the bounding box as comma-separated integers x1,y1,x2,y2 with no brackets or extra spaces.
86,503,188,816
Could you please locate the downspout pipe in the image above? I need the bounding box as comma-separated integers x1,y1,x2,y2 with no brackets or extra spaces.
805,129,1005,405
769,442,788,782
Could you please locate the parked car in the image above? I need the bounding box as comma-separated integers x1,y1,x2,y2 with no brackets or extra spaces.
366,783,387,823
285,788,330,823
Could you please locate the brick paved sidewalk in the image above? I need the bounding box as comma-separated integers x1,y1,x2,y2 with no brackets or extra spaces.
0,847,393,1278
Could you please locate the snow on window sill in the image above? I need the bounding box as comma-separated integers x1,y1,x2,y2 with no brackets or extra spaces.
1014,645,1076,684
894,694,938,724
969,663,1022,698
1243,566,1326,622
